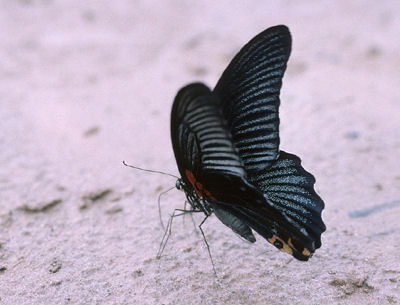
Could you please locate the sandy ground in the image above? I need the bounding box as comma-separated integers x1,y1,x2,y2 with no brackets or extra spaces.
1,1,400,304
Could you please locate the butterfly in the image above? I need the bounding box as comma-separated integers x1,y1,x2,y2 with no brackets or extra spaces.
170,25,325,261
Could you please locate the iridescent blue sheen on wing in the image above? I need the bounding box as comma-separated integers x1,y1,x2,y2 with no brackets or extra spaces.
214,25,291,173
249,151,326,249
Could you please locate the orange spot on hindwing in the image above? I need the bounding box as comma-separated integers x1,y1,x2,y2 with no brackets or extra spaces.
268,235,293,255
268,235,312,258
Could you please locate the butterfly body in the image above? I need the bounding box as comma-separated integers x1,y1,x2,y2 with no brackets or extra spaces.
171,25,325,261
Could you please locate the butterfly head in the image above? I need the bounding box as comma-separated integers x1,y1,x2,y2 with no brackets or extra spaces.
175,177,195,203
175,178,184,191
175,177,213,216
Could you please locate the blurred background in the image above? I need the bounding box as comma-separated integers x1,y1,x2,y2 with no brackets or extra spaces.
1,1,399,304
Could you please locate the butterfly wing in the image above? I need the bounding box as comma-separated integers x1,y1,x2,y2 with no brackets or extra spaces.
249,151,326,251
214,25,291,173
171,83,245,181
212,25,324,259
171,83,266,241
213,151,325,260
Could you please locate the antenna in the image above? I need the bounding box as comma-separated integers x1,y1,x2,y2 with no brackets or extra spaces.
123,160,179,229
122,161,179,179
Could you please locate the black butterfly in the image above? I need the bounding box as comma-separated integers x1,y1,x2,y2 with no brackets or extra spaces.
170,25,325,261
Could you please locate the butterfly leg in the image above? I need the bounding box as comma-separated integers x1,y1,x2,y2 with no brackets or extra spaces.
182,200,199,235
199,216,217,275
156,208,201,259
157,186,175,230
183,200,187,225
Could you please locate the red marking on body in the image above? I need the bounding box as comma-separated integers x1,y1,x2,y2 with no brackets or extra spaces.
185,169,215,200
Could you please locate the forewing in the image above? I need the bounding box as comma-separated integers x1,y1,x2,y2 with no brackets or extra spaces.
214,25,291,173
171,83,245,185
171,83,266,241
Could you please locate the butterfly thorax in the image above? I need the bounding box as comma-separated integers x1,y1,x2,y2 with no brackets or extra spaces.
176,178,213,216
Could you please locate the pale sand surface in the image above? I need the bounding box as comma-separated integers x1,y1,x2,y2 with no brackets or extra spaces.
1,1,399,304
